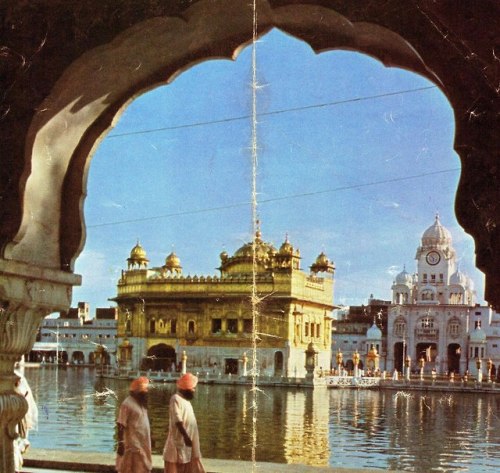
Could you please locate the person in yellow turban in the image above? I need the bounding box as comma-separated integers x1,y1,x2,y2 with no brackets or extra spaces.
115,376,152,473
163,373,205,473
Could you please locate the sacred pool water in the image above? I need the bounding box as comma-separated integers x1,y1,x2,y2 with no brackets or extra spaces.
25,367,500,473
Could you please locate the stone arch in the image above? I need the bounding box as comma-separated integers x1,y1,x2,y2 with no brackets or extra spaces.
71,351,85,364
1,1,497,312
144,343,176,371
1,5,497,469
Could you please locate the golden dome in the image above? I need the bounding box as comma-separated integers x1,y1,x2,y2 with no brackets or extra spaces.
165,251,181,270
310,251,335,273
130,241,147,260
279,235,294,255
234,233,276,261
127,241,149,268
315,252,329,265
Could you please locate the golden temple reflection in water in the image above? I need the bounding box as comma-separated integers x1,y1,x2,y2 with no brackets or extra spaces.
282,388,330,465
25,368,500,472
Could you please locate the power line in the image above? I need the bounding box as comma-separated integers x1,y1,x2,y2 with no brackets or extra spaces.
107,85,437,139
87,167,459,228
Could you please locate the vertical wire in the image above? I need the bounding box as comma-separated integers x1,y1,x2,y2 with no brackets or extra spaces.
250,0,259,470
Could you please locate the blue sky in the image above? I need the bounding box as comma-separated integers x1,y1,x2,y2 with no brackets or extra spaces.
72,29,485,312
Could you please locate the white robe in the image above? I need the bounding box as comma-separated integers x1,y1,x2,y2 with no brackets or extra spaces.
163,393,202,464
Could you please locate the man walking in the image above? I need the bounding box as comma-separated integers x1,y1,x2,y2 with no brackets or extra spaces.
116,376,152,473
163,372,205,473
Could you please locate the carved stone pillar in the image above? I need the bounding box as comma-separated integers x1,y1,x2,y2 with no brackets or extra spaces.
0,258,80,472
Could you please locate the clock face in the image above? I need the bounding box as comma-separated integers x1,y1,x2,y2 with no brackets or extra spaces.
426,251,441,265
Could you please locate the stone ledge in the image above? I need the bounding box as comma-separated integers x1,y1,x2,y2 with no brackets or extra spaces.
24,448,403,473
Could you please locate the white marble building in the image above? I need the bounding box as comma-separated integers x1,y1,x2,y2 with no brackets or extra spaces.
29,302,118,365
387,216,499,377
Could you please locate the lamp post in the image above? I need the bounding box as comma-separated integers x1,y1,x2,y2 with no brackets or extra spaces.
353,350,360,378
487,358,493,382
181,350,187,375
476,358,483,383
419,356,425,381
336,349,343,375
405,355,411,381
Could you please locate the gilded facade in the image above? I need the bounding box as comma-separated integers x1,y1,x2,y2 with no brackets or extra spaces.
114,231,335,378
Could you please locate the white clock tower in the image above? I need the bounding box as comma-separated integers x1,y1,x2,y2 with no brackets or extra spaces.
414,214,457,304
388,215,477,375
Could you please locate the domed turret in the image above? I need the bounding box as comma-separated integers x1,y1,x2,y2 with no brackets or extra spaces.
366,322,382,340
310,251,335,274
279,235,294,256
422,214,452,247
450,269,467,286
164,251,182,274
127,241,149,269
395,267,413,286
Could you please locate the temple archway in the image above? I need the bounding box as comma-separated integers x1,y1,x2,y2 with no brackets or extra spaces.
447,343,462,374
144,344,176,371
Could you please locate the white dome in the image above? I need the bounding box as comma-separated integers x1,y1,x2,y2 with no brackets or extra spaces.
469,327,486,342
395,268,413,285
422,215,452,246
450,269,467,286
366,322,382,340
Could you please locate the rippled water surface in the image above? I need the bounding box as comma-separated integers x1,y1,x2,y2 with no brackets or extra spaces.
26,367,500,472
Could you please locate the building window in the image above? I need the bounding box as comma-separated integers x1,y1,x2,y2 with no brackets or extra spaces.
316,323,320,338
243,319,253,333
171,319,177,334
188,320,195,334
423,273,427,282
395,320,406,337
305,322,309,337
227,319,238,334
448,320,460,336
149,319,156,334
212,318,222,334
431,274,436,281
439,273,444,281
421,317,434,328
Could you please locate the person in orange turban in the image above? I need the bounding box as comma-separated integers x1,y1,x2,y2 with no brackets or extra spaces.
130,376,150,393
116,376,152,473
163,373,205,473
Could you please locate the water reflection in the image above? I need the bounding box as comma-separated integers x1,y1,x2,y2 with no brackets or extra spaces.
26,368,500,472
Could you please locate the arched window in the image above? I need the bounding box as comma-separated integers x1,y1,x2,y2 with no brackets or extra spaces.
149,319,156,334
448,318,460,336
394,318,407,337
188,320,195,334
